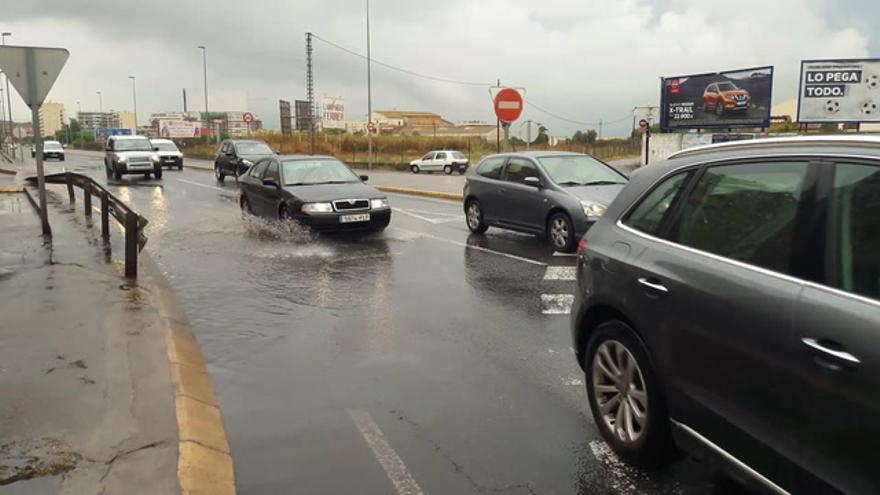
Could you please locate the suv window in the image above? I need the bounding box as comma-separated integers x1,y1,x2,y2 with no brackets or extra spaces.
249,160,270,179
625,172,690,236
435,152,446,160
264,161,280,182
504,158,539,184
476,157,505,180
828,163,880,300
672,161,810,274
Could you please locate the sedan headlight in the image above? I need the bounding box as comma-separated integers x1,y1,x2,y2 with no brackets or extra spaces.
370,198,389,209
301,202,333,213
241,159,254,167
581,200,607,219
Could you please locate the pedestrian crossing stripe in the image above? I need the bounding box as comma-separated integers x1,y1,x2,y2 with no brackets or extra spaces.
541,294,574,314
543,266,576,281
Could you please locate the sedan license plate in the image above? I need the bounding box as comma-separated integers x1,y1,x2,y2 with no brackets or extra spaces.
340,213,370,223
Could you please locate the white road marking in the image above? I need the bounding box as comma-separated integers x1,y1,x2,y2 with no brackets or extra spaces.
543,266,577,281
349,408,424,495
552,251,577,257
176,178,229,193
394,227,547,266
392,207,461,224
563,377,584,386
541,294,574,314
385,192,461,206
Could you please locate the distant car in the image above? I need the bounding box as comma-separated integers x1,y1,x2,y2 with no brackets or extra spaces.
103,135,162,180
31,140,65,161
703,81,750,115
571,135,880,495
238,155,391,233
410,150,469,175
463,152,627,252
214,139,275,182
150,138,184,170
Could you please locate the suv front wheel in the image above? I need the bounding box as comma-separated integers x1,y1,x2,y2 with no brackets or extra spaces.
585,320,672,467
215,163,225,183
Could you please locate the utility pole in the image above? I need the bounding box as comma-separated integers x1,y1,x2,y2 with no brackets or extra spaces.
182,88,187,112
598,119,603,140
198,45,211,140
366,0,373,170
2,33,14,158
306,32,315,154
496,79,500,153
96,91,102,113
0,82,5,147
128,76,137,131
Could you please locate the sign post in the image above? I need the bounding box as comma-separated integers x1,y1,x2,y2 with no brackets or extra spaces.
0,45,69,236
638,119,651,166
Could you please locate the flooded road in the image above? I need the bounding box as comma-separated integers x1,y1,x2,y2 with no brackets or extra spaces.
57,151,741,494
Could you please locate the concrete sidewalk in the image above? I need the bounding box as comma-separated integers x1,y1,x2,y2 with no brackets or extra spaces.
0,185,233,493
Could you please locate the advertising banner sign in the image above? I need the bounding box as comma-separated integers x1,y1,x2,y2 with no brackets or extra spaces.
158,119,201,138
798,59,880,123
661,66,773,130
321,97,345,130
279,100,292,135
95,127,132,139
295,100,311,131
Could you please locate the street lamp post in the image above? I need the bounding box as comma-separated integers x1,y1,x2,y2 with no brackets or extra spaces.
128,76,137,132
366,0,373,171
197,45,211,140
2,32,14,158
96,91,102,113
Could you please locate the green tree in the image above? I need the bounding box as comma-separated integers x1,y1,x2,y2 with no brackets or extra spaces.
585,129,598,144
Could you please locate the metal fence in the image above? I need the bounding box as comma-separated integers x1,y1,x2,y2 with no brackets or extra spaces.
25,172,148,278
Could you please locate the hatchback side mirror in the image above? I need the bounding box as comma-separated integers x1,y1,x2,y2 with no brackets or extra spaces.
153,146,159,151
359,174,369,181
523,176,542,187
262,178,279,188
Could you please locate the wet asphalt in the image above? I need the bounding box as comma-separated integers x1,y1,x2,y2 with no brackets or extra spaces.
52,152,748,495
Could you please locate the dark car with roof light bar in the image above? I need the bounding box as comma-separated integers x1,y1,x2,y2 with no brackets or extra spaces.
571,135,880,494
463,151,628,252
238,155,391,233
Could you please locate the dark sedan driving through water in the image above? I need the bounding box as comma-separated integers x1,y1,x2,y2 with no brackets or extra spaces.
238,155,391,232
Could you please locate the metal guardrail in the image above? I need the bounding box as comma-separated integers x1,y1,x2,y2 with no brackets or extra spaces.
25,172,149,278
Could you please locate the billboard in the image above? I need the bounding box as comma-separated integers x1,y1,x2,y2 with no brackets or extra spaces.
661,66,773,130
294,100,311,131
95,128,132,139
797,58,880,123
158,119,201,138
279,100,292,135
321,97,345,129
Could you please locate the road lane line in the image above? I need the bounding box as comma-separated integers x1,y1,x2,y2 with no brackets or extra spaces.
552,251,577,257
385,192,461,206
541,294,574,314
392,207,443,224
394,227,547,266
176,178,230,193
349,409,424,495
544,266,577,281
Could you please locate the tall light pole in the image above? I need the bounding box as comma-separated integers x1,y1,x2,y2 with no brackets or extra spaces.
2,32,13,158
197,45,210,139
366,0,373,170
96,91,102,113
128,76,137,131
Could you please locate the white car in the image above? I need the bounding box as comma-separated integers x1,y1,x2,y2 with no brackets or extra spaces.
150,138,184,170
409,150,469,175
31,140,65,161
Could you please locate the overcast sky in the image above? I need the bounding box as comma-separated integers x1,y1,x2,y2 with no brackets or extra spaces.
2,0,878,137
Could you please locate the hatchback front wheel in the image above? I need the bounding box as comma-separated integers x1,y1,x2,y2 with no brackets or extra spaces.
465,200,488,234
548,212,575,252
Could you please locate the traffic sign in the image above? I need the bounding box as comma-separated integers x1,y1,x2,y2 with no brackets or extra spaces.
0,46,69,109
367,122,376,134
638,119,650,134
243,112,255,123
493,88,524,123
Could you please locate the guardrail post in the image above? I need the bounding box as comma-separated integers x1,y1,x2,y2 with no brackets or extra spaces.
101,192,110,239
84,185,92,217
65,173,75,203
125,211,138,279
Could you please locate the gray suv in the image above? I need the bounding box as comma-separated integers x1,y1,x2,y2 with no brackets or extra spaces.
104,135,162,180
463,152,627,252
571,136,880,494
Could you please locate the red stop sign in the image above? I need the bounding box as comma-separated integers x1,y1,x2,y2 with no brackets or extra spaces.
243,112,254,123
494,88,523,123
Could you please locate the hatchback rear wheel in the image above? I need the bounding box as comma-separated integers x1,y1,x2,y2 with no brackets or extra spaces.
585,320,672,467
411,165,420,174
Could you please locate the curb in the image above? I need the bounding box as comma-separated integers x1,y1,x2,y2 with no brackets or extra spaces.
141,255,237,495
376,186,463,201
0,167,16,175
0,185,23,193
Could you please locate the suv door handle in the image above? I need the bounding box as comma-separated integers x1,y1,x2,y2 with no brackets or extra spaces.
637,277,668,294
801,338,860,367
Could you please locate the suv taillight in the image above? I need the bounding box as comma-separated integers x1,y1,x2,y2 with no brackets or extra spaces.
577,239,588,256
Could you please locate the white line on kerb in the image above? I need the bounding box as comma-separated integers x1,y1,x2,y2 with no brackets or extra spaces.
544,266,577,281
349,408,424,495
176,178,229,192
541,294,574,314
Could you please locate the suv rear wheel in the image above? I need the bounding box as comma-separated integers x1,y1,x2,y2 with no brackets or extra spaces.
215,163,225,183
585,320,673,467
443,165,453,175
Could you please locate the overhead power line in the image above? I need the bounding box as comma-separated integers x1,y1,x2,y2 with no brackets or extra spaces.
525,99,631,128
310,33,493,87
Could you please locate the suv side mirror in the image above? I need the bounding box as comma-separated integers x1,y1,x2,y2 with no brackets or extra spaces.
262,178,279,188
523,176,542,187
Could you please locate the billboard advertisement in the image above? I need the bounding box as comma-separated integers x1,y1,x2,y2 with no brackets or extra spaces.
321,97,345,130
158,119,202,138
95,128,132,139
797,58,880,123
661,66,773,130
279,100,292,135
294,100,311,131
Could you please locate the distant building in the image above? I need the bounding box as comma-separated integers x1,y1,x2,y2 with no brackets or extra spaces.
117,111,136,132
395,122,499,141
39,102,65,137
371,110,452,131
78,111,118,133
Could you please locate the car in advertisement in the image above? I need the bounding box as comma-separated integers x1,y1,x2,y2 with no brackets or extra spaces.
661,66,773,130
797,58,880,123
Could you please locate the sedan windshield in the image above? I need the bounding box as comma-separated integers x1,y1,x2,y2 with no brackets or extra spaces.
115,139,152,152
282,159,360,186
153,141,179,152
538,155,627,186
236,142,273,155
